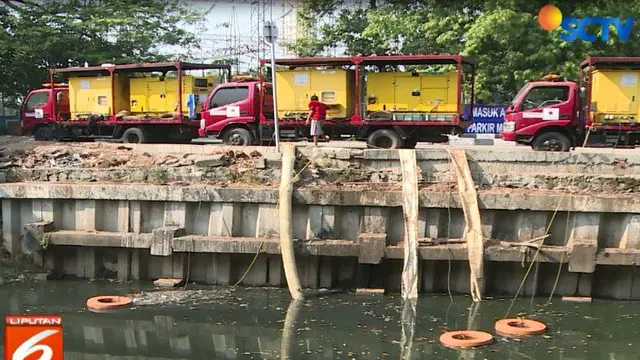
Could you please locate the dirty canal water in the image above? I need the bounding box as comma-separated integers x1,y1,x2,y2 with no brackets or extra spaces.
0,281,639,359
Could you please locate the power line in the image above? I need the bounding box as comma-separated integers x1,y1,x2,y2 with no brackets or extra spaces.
184,0,300,72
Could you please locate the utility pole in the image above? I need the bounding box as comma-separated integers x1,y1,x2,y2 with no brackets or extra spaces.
264,20,280,151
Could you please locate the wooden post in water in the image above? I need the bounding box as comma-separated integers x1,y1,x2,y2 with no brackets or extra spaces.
400,298,417,360
279,143,304,300
280,300,302,359
459,300,482,360
399,149,419,300
448,149,484,302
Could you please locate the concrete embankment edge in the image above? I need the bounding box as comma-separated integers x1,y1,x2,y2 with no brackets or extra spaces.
2,181,639,300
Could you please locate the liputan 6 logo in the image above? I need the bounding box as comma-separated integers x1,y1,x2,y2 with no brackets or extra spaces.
5,315,63,360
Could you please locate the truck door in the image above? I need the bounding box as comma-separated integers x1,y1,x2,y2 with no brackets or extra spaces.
518,85,572,127
201,85,250,125
21,90,52,131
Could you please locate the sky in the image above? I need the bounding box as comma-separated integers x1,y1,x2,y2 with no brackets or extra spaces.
164,1,297,72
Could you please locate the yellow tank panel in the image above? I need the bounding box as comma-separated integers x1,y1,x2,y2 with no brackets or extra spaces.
366,71,459,114
591,70,640,123
275,69,354,119
129,76,212,115
68,75,129,120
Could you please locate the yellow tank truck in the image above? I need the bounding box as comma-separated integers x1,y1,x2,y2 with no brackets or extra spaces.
21,62,230,143
256,55,474,148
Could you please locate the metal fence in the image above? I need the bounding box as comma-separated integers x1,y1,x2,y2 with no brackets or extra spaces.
0,94,20,134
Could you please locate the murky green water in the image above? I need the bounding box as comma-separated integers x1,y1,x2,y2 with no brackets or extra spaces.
0,280,639,359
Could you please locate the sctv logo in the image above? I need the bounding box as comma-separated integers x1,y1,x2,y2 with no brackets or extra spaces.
538,4,634,42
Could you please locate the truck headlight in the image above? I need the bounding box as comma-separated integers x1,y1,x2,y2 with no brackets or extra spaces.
200,119,205,129
503,121,515,132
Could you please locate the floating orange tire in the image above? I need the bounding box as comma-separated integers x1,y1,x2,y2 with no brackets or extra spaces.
495,318,546,337
86,295,132,312
439,330,494,349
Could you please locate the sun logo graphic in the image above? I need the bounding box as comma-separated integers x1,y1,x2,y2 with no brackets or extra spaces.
537,4,634,42
538,4,563,31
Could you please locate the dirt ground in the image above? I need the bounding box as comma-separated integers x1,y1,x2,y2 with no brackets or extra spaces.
1,136,637,196
0,136,147,168
0,136,259,170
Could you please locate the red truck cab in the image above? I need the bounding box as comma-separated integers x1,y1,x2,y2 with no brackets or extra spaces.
502,80,579,151
503,57,640,151
20,84,70,139
199,80,273,145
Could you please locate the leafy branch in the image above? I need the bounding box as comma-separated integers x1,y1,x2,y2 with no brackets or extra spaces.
289,0,640,103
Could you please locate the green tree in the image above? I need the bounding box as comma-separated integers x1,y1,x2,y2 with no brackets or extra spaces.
0,0,203,104
288,1,640,103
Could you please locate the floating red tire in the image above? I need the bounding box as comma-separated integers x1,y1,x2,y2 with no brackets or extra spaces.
495,318,547,337
86,295,133,312
439,330,494,349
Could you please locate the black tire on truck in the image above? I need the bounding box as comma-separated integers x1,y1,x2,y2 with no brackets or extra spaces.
531,132,571,152
122,127,147,144
222,128,254,146
33,125,55,141
367,129,403,149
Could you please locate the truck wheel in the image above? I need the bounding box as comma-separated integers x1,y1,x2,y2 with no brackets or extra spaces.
122,128,146,144
367,129,403,149
222,128,254,146
532,132,571,152
33,126,54,141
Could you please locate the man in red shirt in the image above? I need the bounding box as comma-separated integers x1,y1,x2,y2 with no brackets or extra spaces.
305,95,329,146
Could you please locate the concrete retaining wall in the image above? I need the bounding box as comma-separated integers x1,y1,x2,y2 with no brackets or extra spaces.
119,144,640,173
3,146,640,299
4,146,640,194
3,182,640,299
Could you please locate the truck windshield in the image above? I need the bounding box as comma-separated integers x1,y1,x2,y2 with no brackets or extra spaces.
521,86,569,110
24,92,49,111
510,84,529,106
209,86,248,108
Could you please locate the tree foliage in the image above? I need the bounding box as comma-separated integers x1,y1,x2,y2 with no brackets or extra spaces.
0,0,202,103
288,0,640,103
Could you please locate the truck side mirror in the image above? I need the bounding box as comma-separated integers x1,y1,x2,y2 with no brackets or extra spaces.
506,105,515,113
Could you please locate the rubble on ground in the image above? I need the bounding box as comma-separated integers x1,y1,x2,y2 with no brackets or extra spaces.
0,137,637,194
2,144,154,169
0,142,268,171
0,141,284,186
